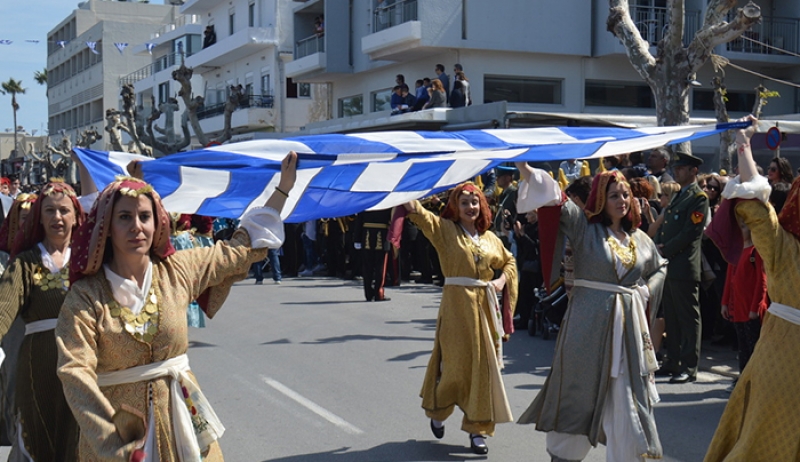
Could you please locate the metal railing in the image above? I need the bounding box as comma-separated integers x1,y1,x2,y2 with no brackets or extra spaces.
120,53,190,86
373,0,418,33
726,15,799,55
295,34,325,60
196,95,274,121
152,14,202,39
630,6,700,47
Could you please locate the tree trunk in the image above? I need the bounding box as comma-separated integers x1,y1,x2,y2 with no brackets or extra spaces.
173,64,208,147
711,76,734,173
12,95,18,157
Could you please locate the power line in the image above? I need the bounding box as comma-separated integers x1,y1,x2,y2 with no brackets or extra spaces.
720,58,800,89
740,35,800,59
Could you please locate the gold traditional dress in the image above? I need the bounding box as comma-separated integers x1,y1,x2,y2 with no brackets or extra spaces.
705,175,800,461
57,227,270,461
408,201,518,436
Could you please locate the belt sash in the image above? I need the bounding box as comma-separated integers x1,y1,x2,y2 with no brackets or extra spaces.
768,302,800,325
572,279,660,405
97,354,224,461
25,318,58,335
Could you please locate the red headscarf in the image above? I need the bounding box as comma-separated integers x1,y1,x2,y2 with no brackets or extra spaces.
583,170,641,229
69,177,174,285
11,180,84,260
0,193,37,254
440,182,493,233
778,176,800,239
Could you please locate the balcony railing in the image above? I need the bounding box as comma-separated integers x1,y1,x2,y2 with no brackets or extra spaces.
295,34,325,60
630,6,700,47
151,14,202,40
120,53,190,86
373,0,418,33
197,94,274,121
726,15,799,55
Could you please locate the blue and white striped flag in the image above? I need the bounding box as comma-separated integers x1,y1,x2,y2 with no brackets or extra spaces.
86,41,100,55
73,122,746,222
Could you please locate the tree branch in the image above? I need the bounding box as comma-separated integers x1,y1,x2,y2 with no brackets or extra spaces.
665,0,684,52
688,2,761,71
607,0,657,82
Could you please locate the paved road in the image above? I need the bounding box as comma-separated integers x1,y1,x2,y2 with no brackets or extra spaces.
0,276,735,460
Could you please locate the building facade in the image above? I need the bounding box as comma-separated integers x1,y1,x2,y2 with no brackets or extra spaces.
46,0,182,151
284,0,800,166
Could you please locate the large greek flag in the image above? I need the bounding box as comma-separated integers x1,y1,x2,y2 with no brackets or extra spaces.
73,122,745,222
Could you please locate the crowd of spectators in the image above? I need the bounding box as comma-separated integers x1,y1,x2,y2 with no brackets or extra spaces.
390,63,472,115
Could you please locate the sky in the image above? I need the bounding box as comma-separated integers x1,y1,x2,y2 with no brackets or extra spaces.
0,0,166,137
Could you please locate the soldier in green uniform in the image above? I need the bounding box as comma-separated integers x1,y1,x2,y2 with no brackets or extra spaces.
655,151,710,383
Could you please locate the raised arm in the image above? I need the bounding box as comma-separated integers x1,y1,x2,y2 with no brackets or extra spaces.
264,151,297,213
734,115,759,183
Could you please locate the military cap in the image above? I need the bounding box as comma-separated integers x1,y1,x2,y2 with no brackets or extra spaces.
495,165,518,177
673,151,703,167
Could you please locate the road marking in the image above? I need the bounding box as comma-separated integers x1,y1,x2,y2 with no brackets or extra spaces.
261,376,364,435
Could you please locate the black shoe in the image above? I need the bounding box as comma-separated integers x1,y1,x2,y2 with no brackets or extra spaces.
254,280,263,285
429,419,444,439
669,372,697,384
654,366,676,377
470,434,488,455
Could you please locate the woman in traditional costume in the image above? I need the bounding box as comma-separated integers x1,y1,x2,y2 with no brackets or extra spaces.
55,152,296,460
0,193,36,450
704,116,800,461
0,181,84,460
403,183,518,455
515,164,667,462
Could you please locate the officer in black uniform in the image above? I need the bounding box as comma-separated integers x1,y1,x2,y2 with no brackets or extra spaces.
354,208,393,301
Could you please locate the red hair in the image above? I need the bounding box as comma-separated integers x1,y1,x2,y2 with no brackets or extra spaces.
440,182,492,233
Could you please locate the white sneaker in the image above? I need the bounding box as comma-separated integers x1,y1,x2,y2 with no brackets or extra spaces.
299,270,314,277
274,280,282,285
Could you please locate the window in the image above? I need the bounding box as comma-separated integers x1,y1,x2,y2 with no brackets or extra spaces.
371,88,392,112
585,80,655,108
339,94,363,117
692,89,757,113
248,2,255,27
158,82,170,104
261,73,271,95
484,76,563,105
229,8,235,35
286,78,310,98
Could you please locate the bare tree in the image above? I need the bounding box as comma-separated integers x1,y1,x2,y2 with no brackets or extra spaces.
607,0,761,133
172,63,241,147
31,128,101,183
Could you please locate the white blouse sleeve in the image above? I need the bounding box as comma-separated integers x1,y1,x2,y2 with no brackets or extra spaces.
78,191,99,212
516,168,563,213
721,174,770,204
238,206,285,249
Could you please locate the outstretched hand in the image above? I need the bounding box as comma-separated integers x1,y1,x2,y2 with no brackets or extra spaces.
734,114,758,146
279,151,298,193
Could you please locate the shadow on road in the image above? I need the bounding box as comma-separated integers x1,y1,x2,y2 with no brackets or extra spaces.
282,300,368,305
301,334,432,345
188,341,216,348
262,440,487,462
387,350,431,362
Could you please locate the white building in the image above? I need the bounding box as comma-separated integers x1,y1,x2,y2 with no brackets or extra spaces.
47,0,183,151
124,0,325,148
284,0,800,167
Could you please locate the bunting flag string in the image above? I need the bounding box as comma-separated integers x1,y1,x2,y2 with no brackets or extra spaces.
114,42,129,55
86,41,100,55
72,121,749,223
146,43,156,55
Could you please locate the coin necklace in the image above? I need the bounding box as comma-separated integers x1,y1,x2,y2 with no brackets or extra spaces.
32,266,70,292
109,285,159,343
606,232,637,270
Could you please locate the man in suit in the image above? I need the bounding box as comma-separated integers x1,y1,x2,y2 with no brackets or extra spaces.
655,151,709,383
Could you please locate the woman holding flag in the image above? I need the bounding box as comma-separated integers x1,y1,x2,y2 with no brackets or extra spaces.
515,163,667,461
55,152,296,460
404,182,517,455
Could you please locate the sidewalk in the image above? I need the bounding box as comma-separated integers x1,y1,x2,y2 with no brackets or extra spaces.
699,339,740,379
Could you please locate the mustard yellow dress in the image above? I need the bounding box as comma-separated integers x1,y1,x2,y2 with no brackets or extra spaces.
409,202,518,436
56,229,267,461
704,198,800,461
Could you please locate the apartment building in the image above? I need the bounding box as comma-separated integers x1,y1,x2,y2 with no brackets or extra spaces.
285,0,800,164
46,0,182,151
123,0,325,148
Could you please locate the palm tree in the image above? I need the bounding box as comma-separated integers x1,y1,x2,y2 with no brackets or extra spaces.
34,69,47,86
0,78,26,156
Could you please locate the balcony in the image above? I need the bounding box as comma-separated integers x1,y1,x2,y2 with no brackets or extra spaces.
361,0,421,61
185,27,278,70
295,34,325,59
180,0,221,15
120,53,188,86
197,94,274,121
285,34,326,79
725,15,799,57
132,16,203,55
629,5,700,47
